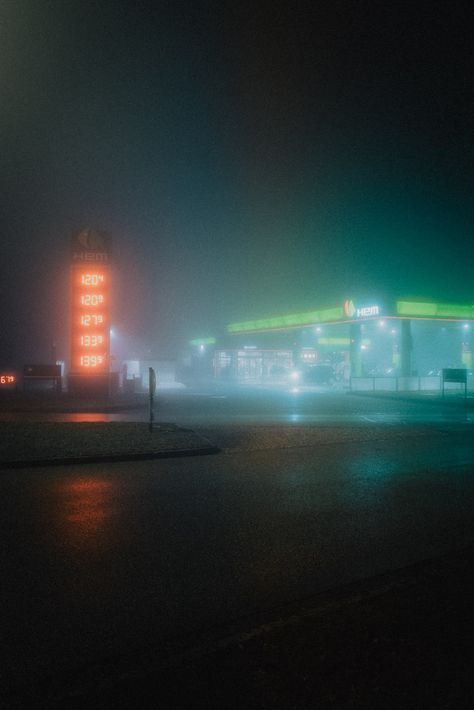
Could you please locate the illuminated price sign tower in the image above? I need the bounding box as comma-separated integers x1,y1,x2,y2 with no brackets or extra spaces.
69,229,111,394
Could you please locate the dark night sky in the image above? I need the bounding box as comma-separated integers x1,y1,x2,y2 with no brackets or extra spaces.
1,0,473,365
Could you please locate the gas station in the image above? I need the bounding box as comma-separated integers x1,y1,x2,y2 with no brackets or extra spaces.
190,298,474,389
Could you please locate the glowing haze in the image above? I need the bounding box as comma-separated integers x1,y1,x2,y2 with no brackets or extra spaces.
1,1,472,366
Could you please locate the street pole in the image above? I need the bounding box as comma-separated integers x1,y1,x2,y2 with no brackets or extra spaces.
149,367,156,433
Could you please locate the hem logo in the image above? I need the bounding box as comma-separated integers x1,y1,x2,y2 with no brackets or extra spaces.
72,251,109,262
72,229,110,263
344,300,356,318
344,300,380,318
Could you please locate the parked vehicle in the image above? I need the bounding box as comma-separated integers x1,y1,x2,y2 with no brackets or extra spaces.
303,364,335,385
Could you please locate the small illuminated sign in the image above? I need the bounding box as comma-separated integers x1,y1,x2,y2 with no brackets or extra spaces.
357,305,380,318
344,300,380,319
80,293,105,306
70,231,111,374
344,300,356,318
79,335,104,347
0,374,16,385
71,229,111,263
80,314,105,326
81,273,105,285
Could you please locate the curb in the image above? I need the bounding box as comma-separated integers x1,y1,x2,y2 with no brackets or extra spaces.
0,446,221,470
348,390,474,408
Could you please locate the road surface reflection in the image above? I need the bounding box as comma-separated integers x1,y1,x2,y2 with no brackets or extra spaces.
55,476,117,550
0,412,137,422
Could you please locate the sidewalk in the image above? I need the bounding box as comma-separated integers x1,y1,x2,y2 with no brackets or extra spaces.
0,421,219,468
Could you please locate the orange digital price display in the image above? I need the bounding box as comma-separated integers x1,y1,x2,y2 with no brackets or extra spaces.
0,374,16,386
70,230,111,375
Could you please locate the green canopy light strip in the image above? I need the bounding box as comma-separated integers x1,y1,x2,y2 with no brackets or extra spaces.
189,337,216,346
317,337,370,346
396,301,474,319
227,306,344,334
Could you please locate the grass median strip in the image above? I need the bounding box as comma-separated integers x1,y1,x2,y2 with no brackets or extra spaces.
0,422,220,467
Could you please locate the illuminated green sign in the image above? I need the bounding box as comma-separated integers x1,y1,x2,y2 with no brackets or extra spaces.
396,301,474,320
318,337,370,346
227,306,345,334
189,337,216,346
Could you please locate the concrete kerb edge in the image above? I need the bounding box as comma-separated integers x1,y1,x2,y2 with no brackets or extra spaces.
347,390,474,407
0,446,221,470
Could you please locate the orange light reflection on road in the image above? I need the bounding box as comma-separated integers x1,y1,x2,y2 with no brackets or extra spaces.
58,477,115,548
66,413,111,422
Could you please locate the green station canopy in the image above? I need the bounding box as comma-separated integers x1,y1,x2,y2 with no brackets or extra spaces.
224,299,474,337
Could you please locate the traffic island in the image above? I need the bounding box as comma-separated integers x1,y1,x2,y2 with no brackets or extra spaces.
0,422,220,468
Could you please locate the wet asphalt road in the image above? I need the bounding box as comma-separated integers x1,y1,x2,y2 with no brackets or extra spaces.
160,387,474,428
2,390,474,697
1,386,473,426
